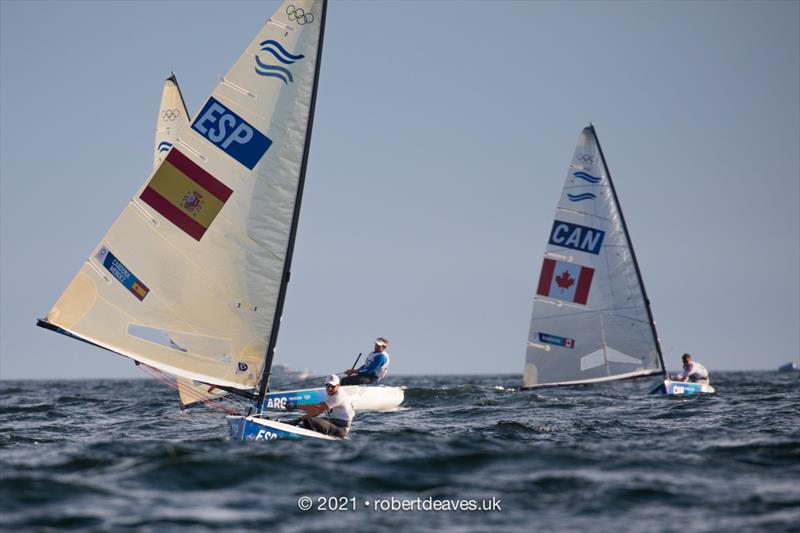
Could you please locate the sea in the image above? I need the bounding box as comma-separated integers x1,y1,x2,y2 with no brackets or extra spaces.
1,372,798,532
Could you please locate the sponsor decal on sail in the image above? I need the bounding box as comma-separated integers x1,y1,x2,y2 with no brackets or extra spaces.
140,148,233,241
536,258,594,305
191,97,273,170
157,141,173,155
538,332,575,349
95,247,150,301
549,220,605,255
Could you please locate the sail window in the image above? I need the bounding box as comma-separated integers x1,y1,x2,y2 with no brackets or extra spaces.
127,324,232,362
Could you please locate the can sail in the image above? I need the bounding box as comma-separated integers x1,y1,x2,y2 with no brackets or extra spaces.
154,73,191,170
39,0,325,392
523,126,665,388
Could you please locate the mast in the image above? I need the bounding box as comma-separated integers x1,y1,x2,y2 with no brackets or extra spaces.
589,124,666,376
256,0,328,410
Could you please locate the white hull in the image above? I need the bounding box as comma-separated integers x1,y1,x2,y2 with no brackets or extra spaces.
653,379,715,395
344,385,404,411
262,384,404,412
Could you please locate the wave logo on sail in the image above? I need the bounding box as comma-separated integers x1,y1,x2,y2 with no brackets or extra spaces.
157,141,173,155
573,171,601,184
254,40,305,84
567,192,597,202
536,258,594,305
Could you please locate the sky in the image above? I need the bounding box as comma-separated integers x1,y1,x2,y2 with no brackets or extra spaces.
1,0,798,380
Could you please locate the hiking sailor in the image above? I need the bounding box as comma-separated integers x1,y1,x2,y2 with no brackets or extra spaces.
672,353,710,384
341,337,391,385
289,374,354,438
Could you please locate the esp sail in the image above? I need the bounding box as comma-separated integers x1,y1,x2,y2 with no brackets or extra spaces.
523,125,666,388
39,0,326,396
154,73,191,170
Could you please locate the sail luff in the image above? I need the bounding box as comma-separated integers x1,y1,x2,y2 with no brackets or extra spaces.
589,124,666,376
168,73,191,123
255,0,328,410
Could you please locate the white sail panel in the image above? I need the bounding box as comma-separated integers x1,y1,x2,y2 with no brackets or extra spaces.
523,127,663,388
44,0,324,390
154,74,191,170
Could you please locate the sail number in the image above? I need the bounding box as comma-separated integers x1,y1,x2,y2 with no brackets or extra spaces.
549,220,605,255
255,428,279,440
192,97,272,170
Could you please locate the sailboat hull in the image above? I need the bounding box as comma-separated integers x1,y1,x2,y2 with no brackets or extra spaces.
227,415,340,441
651,380,716,395
262,385,404,412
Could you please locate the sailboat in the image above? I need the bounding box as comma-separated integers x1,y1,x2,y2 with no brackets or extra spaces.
37,0,401,441
523,125,712,395
150,73,339,409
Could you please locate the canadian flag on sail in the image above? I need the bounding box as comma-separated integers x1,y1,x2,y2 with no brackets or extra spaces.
536,258,594,305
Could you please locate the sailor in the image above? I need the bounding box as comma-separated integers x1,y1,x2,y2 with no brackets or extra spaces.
341,337,391,385
289,374,354,438
673,353,710,384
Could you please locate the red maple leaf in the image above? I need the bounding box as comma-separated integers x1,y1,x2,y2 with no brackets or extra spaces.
555,270,575,290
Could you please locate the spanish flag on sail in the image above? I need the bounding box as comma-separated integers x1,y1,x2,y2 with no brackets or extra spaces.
140,149,233,241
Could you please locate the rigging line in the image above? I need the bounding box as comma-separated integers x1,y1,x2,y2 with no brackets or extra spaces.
156,372,237,416
137,364,237,415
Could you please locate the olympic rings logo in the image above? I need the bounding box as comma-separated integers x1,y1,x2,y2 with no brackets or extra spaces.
576,154,595,165
161,109,180,121
286,5,314,25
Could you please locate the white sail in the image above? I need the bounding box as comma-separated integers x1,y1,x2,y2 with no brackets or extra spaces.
41,0,325,391
154,73,190,170
523,126,665,388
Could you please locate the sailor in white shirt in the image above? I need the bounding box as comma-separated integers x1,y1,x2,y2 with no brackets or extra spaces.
673,353,710,385
290,374,354,438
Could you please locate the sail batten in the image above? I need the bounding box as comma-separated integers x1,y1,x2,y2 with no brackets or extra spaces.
523,126,664,388
40,1,326,392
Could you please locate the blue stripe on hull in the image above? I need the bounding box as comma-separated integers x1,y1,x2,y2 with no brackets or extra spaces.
650,380,713,395
227,416,306,441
